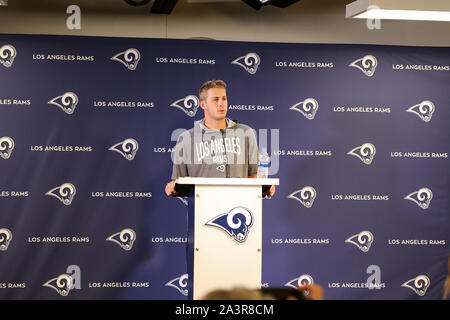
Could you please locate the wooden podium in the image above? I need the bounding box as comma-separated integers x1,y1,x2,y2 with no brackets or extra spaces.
175,177,279,300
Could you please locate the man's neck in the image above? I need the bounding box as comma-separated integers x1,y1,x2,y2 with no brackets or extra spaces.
204,118,227,130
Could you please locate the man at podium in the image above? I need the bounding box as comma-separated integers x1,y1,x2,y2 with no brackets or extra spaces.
165,79,275,197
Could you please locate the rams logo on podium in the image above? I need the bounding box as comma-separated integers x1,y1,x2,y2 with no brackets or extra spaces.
205,207,253,243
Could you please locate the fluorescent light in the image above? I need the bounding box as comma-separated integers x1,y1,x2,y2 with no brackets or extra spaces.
0,0,8,6
354,9,450,22
346,0,450,22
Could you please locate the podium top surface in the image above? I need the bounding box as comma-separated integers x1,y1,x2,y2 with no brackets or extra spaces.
176,177,279,186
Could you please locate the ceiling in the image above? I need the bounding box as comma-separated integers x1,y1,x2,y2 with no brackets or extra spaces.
1,0,321,13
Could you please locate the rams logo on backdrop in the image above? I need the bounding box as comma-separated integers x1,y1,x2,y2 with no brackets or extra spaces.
170,95,200,117
401,275,430,296
177,196,188,206
349,55,377,77
290,98,319,120
231,52,261,74
345,231,374,253
404,187,433,210
205,207,253,243
285,274,314,296
45,183,76,205
216,164,226,172
347,143,376,165
111,48,141,70
43,274,74,297
48,92,78,114
165,274,188,296
0,228,13,251
106,228,136,251
285,274,314,288
109,138,139,160
0,136,15,160
0,44,16,68
406,100,435,122
287,186,317,208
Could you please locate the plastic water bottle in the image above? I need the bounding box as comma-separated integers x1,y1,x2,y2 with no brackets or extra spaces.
257,147,270,178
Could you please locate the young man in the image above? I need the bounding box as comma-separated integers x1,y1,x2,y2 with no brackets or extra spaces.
165,79,275,197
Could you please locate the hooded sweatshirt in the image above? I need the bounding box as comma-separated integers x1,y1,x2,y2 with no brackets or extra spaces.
171,118,258,179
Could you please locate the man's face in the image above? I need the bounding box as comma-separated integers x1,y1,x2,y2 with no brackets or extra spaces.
200,87,227,122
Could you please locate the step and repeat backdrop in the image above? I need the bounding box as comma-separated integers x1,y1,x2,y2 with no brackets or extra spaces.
0,34,449,299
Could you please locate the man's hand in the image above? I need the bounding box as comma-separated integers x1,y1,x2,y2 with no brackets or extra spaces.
263,185,276,198
249,174,276,198
267,185,276,197
165,180,177,196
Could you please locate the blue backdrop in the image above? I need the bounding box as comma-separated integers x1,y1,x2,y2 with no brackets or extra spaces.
0,34,448,299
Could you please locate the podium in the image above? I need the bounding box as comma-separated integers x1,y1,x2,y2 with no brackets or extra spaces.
175,177,280,300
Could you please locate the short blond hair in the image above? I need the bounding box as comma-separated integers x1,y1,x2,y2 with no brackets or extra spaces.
199,79,227,101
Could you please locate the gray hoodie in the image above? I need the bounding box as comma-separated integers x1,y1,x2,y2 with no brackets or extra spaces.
171,118,258,179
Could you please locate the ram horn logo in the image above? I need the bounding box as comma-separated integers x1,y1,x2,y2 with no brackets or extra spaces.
48,92,78,114
170,95,200,117
285,274,314,296
401,275,430,296
109,138,139,160
404,187,433,210
290,98,319,120
0,136,15,160
42,273,74,297
347,143,376,165
406,100,435,122
176,196,188,206
0,44,17,68
216,164,226,172
205,207,253,243
345,231,374,253
111,48,141,70
165,273,188,296
106,228,136,251
287,186,316,208
231,52,261,74
0,228,13,251
45,183,76,205
349,55,377,77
